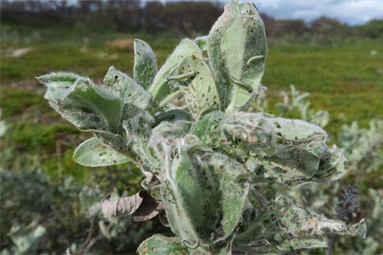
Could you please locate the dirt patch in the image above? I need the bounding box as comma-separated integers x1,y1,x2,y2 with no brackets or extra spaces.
106,38,134,52
1,48,33,58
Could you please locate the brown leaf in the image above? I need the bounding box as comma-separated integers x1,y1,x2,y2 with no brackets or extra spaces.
132,191,163,222
102,190,144,217
102,190,162,221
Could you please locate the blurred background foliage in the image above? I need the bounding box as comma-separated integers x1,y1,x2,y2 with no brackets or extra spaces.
0,0,382,254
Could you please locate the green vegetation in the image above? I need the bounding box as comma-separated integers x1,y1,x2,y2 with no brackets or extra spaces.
1,3,383,254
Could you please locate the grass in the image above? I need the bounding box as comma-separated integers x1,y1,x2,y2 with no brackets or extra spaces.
264,40,383,135
1,23,383,184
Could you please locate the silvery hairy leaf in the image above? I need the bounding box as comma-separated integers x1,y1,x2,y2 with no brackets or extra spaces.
160,141,249,246
73,137,131,167
38,72,123,133
137,234,188,255
207,0,267,113
134,39,158,90
167,54,220,119
149,39,202,109
234,192,366,253
103,66,152,110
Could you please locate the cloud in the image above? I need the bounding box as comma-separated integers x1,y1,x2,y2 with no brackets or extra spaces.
254,0,383,25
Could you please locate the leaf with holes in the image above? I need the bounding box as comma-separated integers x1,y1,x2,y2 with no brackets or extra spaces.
137,234,188,255
161,143,249,246
103,66,152,110
149,39,202,108
168,54,220,119
134,39,157,89
38,73,123,133
73,137,131,167
221,1,267,113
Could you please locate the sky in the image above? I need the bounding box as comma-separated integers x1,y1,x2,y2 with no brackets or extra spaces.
155,0,383,25
255,0,383,25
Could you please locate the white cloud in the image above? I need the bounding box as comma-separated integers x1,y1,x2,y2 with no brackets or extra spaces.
254,0,383,25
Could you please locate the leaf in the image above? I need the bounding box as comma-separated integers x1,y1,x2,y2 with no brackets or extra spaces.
132,192,163,222
207,0,267,112
257,145,320,186
36,72,80,97
73,137,131,167
168,54,220,119
195,35,208,51
39,74,123,133
134,39,157,89
222,2,267,113
103,66,152,110
149,39,202,108
154,109,192,126
308,143,348,183
161,144,249,246
191,110,226,148
102,190,143,217
221,112,276,155
137,234,188,255
102,190,162,222
270,117,327,143
207,0,241,110
233,193,367,253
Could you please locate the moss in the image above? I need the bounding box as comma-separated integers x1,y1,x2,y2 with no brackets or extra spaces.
0,89,49,118
8,121,78,153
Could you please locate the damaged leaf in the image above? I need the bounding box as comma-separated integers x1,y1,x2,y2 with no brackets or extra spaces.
137,234,188,255
73,137,131,167
102,190,161,221
134,39,158,89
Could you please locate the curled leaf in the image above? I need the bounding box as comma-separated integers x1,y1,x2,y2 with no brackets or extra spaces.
102,190,161,220
102,191,144,217
38,73,123,133
132,191,163,222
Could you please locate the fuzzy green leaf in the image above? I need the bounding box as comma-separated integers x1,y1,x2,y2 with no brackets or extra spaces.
134,39,157,89
168,54,220,119
38,73,123,133
154,109,192,126
103,66,152,109
195,35,208,51
161,145,249,246
137,234,188,255
207,0,267,112
149,39,202,108
271,117,327,143
222,2,267,113
207,0,241,110
73,137,131,167
234,193,366,253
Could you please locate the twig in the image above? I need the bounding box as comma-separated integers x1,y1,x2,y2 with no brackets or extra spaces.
77,217,95,255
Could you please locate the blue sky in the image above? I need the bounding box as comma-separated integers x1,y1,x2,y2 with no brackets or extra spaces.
255,0,383,25
153,0,383,25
